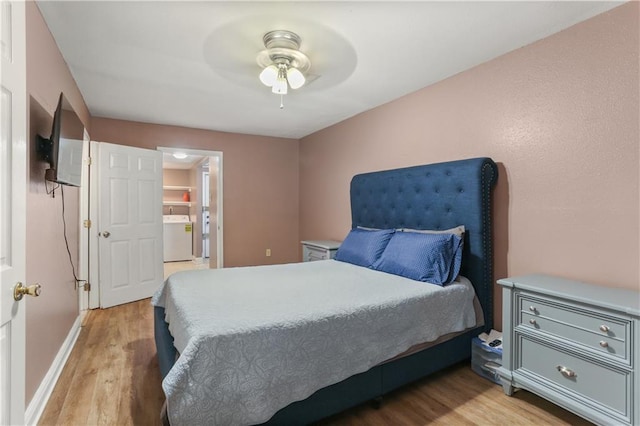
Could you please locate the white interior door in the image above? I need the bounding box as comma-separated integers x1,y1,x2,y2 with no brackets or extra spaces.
98,142,163,308
0,1,27,424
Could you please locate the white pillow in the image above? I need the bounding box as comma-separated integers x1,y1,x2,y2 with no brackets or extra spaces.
401,225,465,238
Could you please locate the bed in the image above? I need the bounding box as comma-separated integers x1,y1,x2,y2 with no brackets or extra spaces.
153,157,498,425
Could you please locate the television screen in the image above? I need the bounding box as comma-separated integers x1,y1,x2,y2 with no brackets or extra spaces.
37,93,85,187
56,108,85,186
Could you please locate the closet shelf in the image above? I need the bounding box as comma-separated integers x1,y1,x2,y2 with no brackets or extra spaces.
163,185,192,192
163,201,192,207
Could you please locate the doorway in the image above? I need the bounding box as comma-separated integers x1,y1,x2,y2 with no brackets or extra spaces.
86,144,224,309
158,147,223,273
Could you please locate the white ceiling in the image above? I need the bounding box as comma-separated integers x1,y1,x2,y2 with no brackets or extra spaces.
37,1,623,139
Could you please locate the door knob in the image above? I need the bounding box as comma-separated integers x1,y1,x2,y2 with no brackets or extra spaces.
101,231,111,238
14,282,42,301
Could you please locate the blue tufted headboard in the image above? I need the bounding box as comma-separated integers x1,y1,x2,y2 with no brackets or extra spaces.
350,157,498,330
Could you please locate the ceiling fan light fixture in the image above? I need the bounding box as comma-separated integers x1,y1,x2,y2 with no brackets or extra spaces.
272,71,288,95
272,82,288,95
259,65,278,86
256,30,310,107
286,67,305,89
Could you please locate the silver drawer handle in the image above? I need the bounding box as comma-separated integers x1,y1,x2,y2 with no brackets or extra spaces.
599,341,609,348
556,365,577,378
529,319,537,325
529,306,536,312
599,325,610,332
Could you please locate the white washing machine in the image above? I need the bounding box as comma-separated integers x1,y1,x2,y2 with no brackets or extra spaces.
163,215,193,262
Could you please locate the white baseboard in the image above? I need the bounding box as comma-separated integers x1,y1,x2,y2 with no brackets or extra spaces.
25,315,82,426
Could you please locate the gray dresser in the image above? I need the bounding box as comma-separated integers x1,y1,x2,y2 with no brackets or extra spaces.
497,274,639,426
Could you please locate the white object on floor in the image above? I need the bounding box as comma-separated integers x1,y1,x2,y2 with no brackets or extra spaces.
163,215,193,262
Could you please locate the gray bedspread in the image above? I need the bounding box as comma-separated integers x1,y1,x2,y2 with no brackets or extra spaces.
151,260,478,425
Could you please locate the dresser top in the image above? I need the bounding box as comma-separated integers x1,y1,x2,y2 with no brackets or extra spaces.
301,240,342,250
498,274,640,316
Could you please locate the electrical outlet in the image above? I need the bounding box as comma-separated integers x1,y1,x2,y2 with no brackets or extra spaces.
266,248,271,257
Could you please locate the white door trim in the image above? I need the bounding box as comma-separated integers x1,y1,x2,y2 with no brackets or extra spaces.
88,141,100,309
78,129,90,312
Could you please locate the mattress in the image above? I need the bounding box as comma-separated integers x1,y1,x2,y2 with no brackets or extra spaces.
151,260,479,425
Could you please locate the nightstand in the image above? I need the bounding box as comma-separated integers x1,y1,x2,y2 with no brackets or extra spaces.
301,240,341,262
497,274,639,426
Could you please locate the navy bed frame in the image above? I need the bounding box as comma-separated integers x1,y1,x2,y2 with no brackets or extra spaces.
154,157,498,425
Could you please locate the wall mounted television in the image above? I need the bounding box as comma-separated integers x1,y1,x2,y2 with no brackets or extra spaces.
35,93,85,187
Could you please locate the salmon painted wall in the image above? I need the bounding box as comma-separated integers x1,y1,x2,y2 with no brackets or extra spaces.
25,2,91,404
90,118,300,267
299,2,639,330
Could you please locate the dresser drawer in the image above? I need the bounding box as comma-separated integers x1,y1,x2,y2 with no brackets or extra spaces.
517,294,630,362
305,246,329,261
517,336,631,422
303,245,333,261
519,311,627,362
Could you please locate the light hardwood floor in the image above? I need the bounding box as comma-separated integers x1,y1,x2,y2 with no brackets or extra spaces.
163,259,210,280
39,299,590,425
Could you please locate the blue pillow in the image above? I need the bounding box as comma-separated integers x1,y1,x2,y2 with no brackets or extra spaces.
335,228,395,268
373,231,463,285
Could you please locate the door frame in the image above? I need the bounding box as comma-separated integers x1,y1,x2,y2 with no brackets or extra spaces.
78,129,90,312
158,147,224,269
87,141,100,309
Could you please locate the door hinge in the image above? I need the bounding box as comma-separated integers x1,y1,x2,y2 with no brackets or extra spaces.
83,219,92,228
85,156,92,165
84,282,91,292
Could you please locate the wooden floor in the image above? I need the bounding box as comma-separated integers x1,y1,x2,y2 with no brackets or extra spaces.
39,299,591,426
163,259,210,280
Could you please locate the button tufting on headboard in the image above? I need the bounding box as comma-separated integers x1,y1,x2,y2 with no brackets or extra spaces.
349,157,498,330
